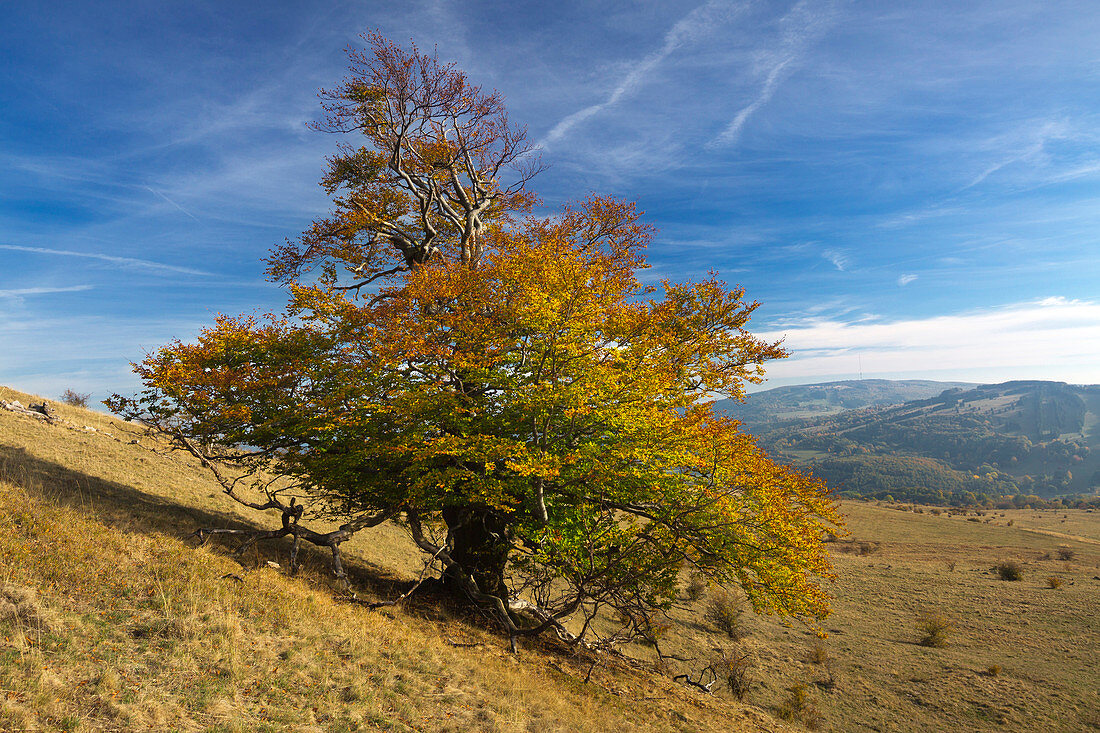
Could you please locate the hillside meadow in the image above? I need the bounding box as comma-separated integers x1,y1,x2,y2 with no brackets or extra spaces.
0,386,787,733
2,385,1099,731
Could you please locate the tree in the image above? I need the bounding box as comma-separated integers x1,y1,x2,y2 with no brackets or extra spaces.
110,34,842,647
60,389,91,408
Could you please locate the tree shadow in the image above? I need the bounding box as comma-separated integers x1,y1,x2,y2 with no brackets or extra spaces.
0,443,413,602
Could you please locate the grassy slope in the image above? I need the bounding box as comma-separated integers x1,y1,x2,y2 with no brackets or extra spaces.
633,501,1100,732
0,387,783,733
5,385,1100,731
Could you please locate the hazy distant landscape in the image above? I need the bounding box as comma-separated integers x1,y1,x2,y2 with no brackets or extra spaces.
722,380,1100,507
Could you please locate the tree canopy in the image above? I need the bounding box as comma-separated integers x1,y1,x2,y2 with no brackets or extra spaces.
110,33,842,647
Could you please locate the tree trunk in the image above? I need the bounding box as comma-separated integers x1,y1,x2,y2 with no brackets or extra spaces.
441,504,511,601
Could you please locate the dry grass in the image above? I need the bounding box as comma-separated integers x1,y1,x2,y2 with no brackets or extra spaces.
0,387,783,732
7,384,1100,732
623,498,1100,732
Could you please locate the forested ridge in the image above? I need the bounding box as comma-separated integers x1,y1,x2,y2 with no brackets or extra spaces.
728,380,1100,506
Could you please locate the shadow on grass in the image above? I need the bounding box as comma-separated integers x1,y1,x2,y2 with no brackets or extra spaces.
0,443,414,603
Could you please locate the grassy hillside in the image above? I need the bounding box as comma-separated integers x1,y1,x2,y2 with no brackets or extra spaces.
0,386,784,732
4,385,1100,731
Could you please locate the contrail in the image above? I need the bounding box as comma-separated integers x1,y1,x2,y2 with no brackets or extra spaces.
0,244,214,276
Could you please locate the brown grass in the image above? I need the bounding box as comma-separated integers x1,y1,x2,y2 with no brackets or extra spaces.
0,387,782,732
7,385,1100,732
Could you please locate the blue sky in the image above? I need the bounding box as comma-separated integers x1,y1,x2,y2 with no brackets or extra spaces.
2,0,1099,404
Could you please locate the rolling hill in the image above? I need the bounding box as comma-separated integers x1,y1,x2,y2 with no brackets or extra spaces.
716,379,976,430
752,380,1100,504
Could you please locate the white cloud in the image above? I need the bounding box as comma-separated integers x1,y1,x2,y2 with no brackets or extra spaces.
0,285,92,298
0,244,214,276
897,274,917,286
963,119,1067,190
711,0,843,147
756,297,1100,385
822,248,850,271
713,57,793,146
540,0,750,147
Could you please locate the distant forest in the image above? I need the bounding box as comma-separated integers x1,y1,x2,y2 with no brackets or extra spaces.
724,380,1100,508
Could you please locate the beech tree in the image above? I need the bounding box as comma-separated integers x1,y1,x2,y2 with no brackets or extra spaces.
110,34,842,647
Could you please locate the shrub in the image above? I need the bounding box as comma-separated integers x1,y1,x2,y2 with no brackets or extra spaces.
986,664,1000,677
777,684,824,730
858,541,877,556
60,389,91,408
682,571,708,602
916,610,953,648
996,561,1024,581
1047,576,1064,589
704,590,746,640
640,618,671,645
712,647,755,700
808,640,830,665
1056,547,1075,561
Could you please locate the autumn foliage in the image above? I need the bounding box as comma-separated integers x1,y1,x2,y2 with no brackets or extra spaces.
111,33,842,644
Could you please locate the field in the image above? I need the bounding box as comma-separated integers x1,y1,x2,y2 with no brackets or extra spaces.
734,503,1100,731
2,385,1100,731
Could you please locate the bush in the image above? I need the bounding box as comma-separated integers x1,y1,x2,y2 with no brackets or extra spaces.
808,640,830,665
1047,576,1064,589
1056,547,1076,561
777,684,824,730
682,571,708,602
60,389,91,408
996,561,1024,581
712,647,755,700
858,541,878,556
916,610,953,648
704,590,746,640
986,664,1000,677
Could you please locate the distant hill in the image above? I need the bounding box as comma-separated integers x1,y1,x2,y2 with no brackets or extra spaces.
716,379,976,430
750,380,1100,504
